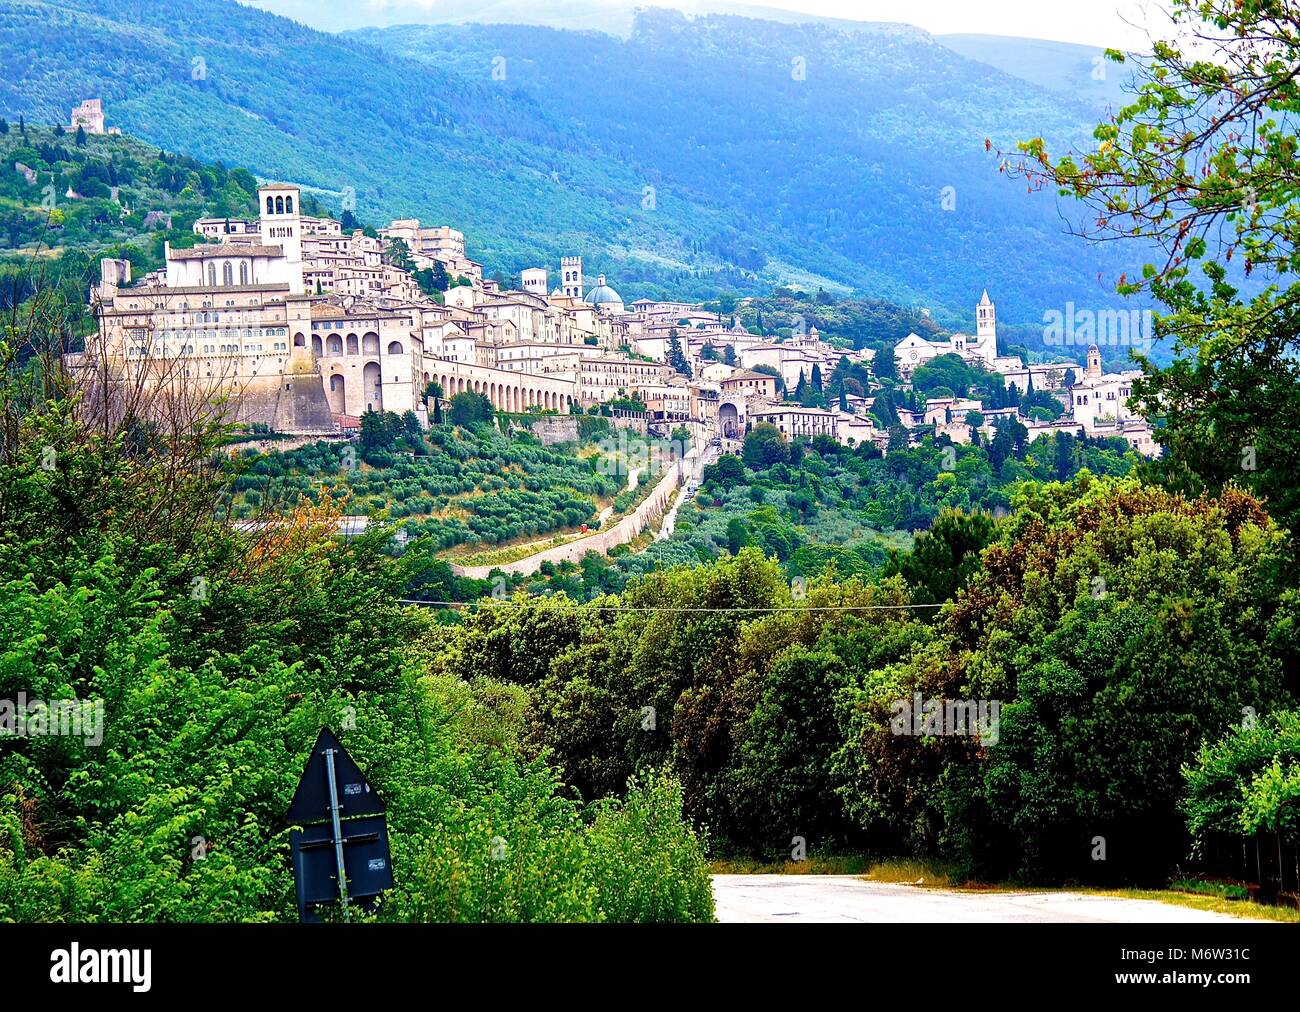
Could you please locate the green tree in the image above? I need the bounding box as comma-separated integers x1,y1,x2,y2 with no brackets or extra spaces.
359,409,401,455
449,391,494,429
667,330,691,377
1006,0,1300,533
883,508,996,606
725,516,750,554
742,423,789,469
383,237,416,274
424,379,444,424
873,346,897,381
840,477,1298,881
703,454,745,487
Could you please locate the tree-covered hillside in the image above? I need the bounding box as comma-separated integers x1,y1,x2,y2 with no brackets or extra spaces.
351,11,1152,324
0,123,340,342
0,0,1149,325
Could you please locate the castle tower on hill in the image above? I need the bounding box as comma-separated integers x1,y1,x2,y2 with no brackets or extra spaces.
70,99,106,135
258,184,304,294
561,256,583,300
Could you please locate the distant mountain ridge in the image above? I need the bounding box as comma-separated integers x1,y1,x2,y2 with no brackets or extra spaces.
0,0,1145,336
238,0,936,37
939,33,1143,114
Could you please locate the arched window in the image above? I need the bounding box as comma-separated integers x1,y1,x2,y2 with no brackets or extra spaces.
222,262,233,286
275,196,285,214
207,263,217,286
387,340,404,356
285,196,294,214
239,261,249,286
266,196,274,214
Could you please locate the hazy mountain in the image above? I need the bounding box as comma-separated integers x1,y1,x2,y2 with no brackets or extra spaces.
349,13,1142,324
938,34,1143,114
0,0,1141,333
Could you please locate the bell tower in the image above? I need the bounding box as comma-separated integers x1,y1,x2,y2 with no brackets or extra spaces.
976,289,997,363
259,183,304,294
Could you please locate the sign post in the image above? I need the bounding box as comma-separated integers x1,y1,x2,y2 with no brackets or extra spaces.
324,746,349,915
288,727,393,922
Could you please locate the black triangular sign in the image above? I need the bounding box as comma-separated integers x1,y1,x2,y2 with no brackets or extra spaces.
287,727,385,824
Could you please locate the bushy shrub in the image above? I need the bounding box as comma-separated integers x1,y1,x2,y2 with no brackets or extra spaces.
1183,709,1300,847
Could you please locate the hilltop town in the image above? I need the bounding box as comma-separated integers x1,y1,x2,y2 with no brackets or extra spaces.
71,99,1155,457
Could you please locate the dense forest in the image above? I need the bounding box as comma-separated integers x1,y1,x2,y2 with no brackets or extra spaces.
425,479,1299,881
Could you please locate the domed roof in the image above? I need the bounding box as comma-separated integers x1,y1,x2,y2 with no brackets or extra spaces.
585,275,623,307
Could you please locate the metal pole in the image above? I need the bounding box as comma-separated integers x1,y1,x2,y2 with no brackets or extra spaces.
325,748,350,919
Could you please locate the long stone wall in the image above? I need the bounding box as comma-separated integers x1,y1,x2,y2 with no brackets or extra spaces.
450,457,686,580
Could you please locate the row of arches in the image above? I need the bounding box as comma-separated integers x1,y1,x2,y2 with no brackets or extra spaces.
323,368,577,418
307,332,398,358
431,373,575,414
266,194,294,215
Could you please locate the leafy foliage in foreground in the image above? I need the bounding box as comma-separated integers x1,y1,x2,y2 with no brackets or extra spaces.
0,394,713,922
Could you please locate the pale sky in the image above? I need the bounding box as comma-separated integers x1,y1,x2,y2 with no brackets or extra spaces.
724,0,1168,50
245,0,1174,50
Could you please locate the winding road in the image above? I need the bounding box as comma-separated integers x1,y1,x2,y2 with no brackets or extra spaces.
711,875,1253,923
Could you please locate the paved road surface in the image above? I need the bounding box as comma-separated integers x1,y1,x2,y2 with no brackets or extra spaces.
712,875,1252,923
